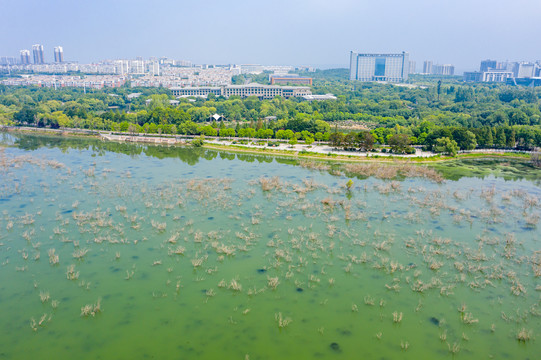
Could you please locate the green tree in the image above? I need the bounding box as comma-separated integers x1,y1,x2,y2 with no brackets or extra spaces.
388,134,411,153
329,132,344,148
434,137,459,156
452,128,477,150
494,127,506,148
219,128,235,139
506,128,516,148
357,131,375,151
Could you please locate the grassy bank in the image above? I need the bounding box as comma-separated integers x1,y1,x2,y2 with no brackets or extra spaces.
203,143,532,164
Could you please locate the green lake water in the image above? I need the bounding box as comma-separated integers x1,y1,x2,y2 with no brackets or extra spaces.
0,133,539,359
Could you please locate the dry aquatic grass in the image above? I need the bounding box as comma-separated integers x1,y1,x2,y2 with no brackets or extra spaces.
228,279,242,292
66,264,79,280
267,276,279,290
29,313,51,331
39,291,50,303
400,341,409,351
81,298,102,317
448,342,460,354
343,163,443,182
275,312,292,328
151,220,167,232
516,328,532,342
259,176,281,191
392,311,403,323
462,312,479,325
73,248,90,260
299,161,331,172
48,249,59,265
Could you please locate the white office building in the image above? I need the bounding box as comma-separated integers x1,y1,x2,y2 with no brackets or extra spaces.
482,70,513,82
517,62,536,78
349,52,409,82
171,83,311,99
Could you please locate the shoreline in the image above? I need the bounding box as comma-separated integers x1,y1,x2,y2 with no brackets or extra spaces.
203,143,531,164
1,126,532,164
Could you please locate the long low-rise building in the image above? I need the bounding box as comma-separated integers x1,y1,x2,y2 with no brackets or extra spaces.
270,75,313,85
171,83,311,99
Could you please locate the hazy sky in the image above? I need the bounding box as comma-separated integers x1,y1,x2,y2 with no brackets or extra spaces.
1,0,540,72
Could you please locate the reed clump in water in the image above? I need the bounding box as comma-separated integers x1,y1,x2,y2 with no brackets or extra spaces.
81,298,102,317
448,342,460,354
73,248,90,260
392,311,403,323
66,264,79,280
299,161,331,172
151,220,167,232
39,291,50,303
400,341,409,351
228,279,242,292
48,249,59,265
267,276,279,290
259,176,282,191
462,312,478,325
516,328,531,342
343,163,444,182
275,312,292,329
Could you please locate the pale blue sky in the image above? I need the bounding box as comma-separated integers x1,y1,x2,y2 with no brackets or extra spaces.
1,0,540,72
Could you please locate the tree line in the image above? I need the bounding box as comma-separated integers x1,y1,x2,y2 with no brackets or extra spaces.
1,73,540,155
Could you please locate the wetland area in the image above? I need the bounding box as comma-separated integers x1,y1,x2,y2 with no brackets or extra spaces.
0,133,539,359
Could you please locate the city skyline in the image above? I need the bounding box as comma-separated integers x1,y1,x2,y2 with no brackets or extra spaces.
1,0,540,73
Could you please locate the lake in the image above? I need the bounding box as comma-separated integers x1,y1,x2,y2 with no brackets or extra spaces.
0,133,539,359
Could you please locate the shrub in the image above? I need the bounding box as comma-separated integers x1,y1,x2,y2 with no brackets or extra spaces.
191,138,204,147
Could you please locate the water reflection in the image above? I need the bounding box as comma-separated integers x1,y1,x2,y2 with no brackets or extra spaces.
2,132,540,183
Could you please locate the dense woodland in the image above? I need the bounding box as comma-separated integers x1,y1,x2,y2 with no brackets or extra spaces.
1,69,541,155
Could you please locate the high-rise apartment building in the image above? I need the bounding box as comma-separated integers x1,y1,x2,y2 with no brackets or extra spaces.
20,50,31,64
54,46,64,63
32,44,44,64
432,64,455,76
349,52,409,82
0,57,17,65
408,61,416,75
423,61,433,74
480,59,497,72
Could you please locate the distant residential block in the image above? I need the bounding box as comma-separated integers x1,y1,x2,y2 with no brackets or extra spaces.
54,46,64,63
432,64,455,76
408,61,416,75
0,56,17,65
422,61,433,74
20,50,30,64
32,44,44,64
480,59,497,72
